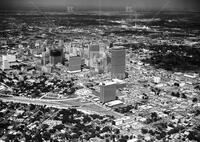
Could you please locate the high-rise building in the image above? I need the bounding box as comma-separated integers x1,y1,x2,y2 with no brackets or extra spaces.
99,43,106,53
50,48,64,65
42,52,50,65
42,64,53,73
100,81,116,103
68,56,81,72
111,46,126,79
96,58,104,73
1,54,16,70
89,44,100,68
96,52,107,73
2,60,9,70
106,52,112,73
2,54,16,62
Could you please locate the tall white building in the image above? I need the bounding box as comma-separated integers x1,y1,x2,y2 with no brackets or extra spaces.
89,44,100,68
2,54,16,62
1,54,17,70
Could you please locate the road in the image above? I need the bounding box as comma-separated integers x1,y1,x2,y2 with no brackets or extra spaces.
0,95,123,118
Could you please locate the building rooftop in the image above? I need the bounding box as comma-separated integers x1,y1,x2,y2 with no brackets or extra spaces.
100,81,116,86
112,78,126,84
67,70,81,74
106,100,123,107
112,46,125,50
89,44,100,52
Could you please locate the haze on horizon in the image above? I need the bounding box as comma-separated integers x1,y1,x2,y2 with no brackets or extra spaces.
0,0,200,12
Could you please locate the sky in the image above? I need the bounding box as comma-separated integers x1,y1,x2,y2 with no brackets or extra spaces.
1,0,200,11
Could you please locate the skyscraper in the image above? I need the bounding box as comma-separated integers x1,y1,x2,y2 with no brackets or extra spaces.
89,44,100,68
100,81,116,103
111,46,126,79
42,52,50,65
1,54,16,70
2,60,9,70
50,48,64,65
68,56,81,72
96,52,107,74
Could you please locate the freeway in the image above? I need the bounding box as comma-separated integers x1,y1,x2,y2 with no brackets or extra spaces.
0,95,123,118
0,96,71,107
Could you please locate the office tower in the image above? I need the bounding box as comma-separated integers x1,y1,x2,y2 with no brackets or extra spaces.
80,46,84,58
58,40,64,47
96,52,107,73
126,6,133,13
89,44,100,68
105,52,111,73
65,42,71,54
50,48,64,65
68,56,81,72
100,81,116,103
71,44,76,55
69,42,79,56
82,46,90,66
110,42,113,48
111,46,126,79
67,6,74,13
2,54,16,62
2,60,9,70
42,64,53,73
42,52,50,65
1,54,16,70
99,43,106,53
97,58,104,73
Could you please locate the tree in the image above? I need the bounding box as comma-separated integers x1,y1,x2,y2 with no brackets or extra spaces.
101,126,111,133
159,131,166,138
96,126,100,131
33,133,43,142
114,128,120,135
41,124,49,131
53,124,65,131
111,134,116,140
71,133,79,139
192,98,198,103
49,129,56,134
124,135,129,140
29,104,36,111
151,112,158,120
43,131,51,140
181,93,187,99
0,120,10,129
119,138,127,142
6,134,15,140
112,121,116,125
141,128,148,134
174,83,179,87
53,139,59,142
82,115,91,123
24,133,32,141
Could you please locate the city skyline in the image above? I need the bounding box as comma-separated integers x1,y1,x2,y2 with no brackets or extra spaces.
0,0,200,141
